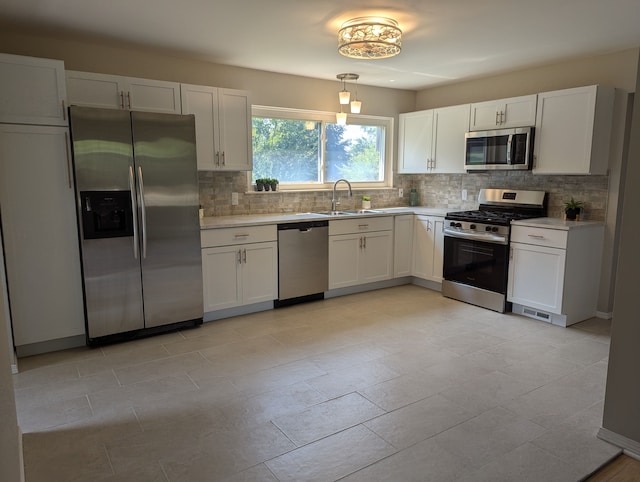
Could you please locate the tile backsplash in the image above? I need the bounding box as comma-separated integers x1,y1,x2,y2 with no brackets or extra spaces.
199,170,609,221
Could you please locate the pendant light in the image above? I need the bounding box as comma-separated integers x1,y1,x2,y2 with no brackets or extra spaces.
350,76,361,114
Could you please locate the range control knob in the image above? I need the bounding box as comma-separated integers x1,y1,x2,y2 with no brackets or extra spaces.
491,226,499,232
469,224,476,230
455,222,462,228
485,226,492,232
449,221,456,227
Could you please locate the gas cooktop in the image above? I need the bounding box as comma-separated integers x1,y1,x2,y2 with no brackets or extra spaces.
446,189,547,226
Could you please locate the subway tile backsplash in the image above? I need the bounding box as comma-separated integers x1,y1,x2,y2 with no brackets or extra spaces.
199,170,609,222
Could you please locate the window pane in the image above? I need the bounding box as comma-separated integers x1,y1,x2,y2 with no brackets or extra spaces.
326,123,384,182
252,118,321,183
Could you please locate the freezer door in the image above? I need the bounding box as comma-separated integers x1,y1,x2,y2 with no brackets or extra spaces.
131,111,203,327
69,106,145,339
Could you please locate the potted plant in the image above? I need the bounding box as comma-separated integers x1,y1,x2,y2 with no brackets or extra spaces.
255,178,266,191
269,178,279,191
564,197,584,221
362,195,371,210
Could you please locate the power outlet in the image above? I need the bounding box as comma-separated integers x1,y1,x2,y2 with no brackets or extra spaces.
461,189,468,201
231,192,239,205
398,188,404,197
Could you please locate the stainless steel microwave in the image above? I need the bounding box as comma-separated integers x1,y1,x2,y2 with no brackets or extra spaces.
465,127,534,171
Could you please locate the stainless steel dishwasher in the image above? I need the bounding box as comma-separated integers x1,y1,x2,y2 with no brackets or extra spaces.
277,220,328,306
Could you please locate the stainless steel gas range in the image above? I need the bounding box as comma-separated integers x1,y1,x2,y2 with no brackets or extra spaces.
442,189,547,313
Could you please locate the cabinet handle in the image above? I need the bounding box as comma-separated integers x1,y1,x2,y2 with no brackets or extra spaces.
120,91,125,109
427,220,431,231
221,151,225,166
496,111,500,125
126,92,132,110
237,249,242,264
510,247,513,260
527,234,545,239
234,233,250,238
62,100,66,120
358,224,369,229
64,131,72,189
363,236,366,249
359,236,363,249
242,248,247,264
215,151,220,166
500,111,505,124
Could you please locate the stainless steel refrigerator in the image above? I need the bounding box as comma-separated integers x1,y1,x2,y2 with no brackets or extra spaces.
69,106,203,344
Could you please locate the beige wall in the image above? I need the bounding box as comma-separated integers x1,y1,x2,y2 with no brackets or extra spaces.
416,49,638,109
602,50,640,448
0,25,416,117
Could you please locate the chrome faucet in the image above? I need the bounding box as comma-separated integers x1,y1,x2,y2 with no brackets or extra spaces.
331,179,352,212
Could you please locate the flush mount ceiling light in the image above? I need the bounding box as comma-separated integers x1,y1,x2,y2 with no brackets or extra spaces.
338,17,402,59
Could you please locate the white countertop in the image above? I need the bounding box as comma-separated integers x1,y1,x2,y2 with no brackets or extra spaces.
511,217,605,230
200,206,450,229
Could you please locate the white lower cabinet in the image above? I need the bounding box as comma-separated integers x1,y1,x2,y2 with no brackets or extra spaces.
393,214,414,277
201,226,277,312
507,221,604,326
0,124,85,349
412,215,444,283
329,217,393,289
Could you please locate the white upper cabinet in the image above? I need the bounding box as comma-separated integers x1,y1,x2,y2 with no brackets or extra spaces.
398,110,434,174
181,84,252,171
0,53,68,126
431,104,469,174
66,71,181,114
398,104,469,174
469,94,537,130
533,85,614,175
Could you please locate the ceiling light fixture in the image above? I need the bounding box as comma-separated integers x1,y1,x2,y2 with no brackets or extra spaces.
338,17,402,60
336,73,361,123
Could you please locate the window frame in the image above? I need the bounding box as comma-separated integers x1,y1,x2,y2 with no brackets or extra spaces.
251,105,394,191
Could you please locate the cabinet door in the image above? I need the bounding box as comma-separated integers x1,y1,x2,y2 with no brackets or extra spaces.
430,217,445,281
397,110,433,173
507,242,566,313
470,95,537,130
181,84,220,170
218,89,252,171
412,216,433,280
0,53,67,126
360,231,393,284
242,242,278,305
66,71,181,113
502,95,537,128
126,77,181,114
533,85,614,175
202,246,242,311
328,234,360,289
431,104,469,173
66,71,124,109
0,124,85,346
393,215,414,277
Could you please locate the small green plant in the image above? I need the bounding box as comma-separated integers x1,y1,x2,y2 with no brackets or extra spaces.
563,197,584,210
362,195,371,201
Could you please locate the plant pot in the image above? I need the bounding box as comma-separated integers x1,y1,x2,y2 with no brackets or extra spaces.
565,208,581,221
362,200,371,210
270,183,278,191
256,183,264,191
263,184,270,191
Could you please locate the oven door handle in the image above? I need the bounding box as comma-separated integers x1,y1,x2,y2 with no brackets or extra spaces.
443,227,508,245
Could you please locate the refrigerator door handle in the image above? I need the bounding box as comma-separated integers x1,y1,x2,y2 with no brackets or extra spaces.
137,165,148,259
129,166,140,259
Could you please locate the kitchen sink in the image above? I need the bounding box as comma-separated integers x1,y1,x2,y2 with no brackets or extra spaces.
312,209,386,217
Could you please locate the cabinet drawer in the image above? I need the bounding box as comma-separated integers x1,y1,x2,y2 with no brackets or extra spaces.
329,216,393,235
201,224,277,247
511,225,567,249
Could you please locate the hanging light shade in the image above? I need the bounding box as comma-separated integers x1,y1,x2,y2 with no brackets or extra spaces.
338,17,402,59
336,111,347,125
350,76,361,113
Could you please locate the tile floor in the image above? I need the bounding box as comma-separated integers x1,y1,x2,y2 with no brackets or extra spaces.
14,285,620,481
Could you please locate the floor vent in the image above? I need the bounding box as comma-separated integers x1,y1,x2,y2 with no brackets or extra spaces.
523,307,551,321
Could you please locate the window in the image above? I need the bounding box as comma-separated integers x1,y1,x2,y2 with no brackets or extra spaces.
251,106,393,190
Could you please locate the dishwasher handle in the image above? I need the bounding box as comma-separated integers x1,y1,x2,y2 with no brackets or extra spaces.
278,220,329,231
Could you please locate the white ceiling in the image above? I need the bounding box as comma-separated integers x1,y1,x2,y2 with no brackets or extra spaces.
2,0,640,90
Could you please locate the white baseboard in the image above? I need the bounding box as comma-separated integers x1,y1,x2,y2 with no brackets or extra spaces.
597,427,640,458
596,311,613,320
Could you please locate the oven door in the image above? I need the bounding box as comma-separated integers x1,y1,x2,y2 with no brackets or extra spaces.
443,235,509,294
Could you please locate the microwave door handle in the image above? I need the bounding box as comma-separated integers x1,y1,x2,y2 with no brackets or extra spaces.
506,134,513,164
